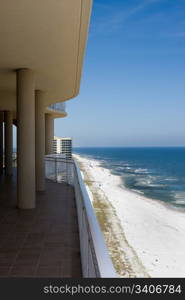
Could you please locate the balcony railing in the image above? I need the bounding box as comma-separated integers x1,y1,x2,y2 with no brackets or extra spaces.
45,155,117,278
47,102,66,113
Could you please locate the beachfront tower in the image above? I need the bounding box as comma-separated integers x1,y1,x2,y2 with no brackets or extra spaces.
61,137,72,159
53,136,72,159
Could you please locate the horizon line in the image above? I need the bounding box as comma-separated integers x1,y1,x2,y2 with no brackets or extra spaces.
73,145,185,148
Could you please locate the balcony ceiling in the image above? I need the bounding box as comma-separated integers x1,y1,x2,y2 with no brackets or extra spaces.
0,0,92,106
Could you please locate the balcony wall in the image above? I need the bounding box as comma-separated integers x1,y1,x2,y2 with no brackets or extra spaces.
46,102,67,118
45,155,117,278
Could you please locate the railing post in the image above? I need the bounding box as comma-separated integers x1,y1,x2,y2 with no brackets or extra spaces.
55,157,57,182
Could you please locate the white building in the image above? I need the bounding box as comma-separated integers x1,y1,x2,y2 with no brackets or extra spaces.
53,136,72,159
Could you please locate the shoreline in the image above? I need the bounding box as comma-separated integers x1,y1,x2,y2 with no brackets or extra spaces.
73,153,185,278
118,177,185,216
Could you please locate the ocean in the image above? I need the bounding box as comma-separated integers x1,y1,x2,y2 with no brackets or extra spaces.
73,147,185,211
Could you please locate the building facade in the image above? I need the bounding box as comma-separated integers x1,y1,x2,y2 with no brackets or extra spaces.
0,1,117,279
0,0,92,208
53,136,72,159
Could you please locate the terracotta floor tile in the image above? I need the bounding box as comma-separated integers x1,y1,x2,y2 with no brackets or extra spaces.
0,172,82,278
9,266,36,277
36,266,61,277
0,267,11,277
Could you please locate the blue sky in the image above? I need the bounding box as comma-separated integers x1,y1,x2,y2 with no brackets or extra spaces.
56,0,185,147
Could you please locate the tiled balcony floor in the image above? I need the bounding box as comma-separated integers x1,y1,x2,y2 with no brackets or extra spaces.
0,171,82,277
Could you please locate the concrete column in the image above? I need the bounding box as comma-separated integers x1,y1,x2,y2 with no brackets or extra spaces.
4,111,13,176
0,112,4,175
45,114,54,154
35,90,45,192
17,69,35,209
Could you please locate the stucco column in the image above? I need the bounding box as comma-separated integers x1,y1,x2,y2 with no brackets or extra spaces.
16,69,35,209
35,90,45,192
0,112,4,175
45,114,54,154
4,111,13,176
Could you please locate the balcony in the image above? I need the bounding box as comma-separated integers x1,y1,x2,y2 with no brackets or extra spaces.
45,155,117,277
46,102,67,119
0,170,81,277
0,156,116,278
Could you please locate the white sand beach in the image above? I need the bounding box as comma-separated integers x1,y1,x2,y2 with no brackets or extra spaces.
73,154,185,278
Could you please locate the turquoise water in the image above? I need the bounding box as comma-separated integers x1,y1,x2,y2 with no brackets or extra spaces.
74,147,185,210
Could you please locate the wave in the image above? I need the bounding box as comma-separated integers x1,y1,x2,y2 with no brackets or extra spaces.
74,149,185,210
164,177,178,182
132,189,144,195
112,165,150,175
173,191,185,202
173,199,185,205
134,168,149,174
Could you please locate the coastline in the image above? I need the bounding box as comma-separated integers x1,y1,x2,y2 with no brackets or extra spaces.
73,153,185,278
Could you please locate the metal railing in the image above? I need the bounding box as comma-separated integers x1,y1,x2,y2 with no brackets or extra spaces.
47,102,66,113
45,154,73,185
2,152,17,168
45,155,117,278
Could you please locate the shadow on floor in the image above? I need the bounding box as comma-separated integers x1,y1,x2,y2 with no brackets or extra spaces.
0,171,82,277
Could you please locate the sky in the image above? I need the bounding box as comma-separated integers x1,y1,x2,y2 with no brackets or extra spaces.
56,0,185,147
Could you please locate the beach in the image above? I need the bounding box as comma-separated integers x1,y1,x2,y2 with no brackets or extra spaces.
73,153,185,278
